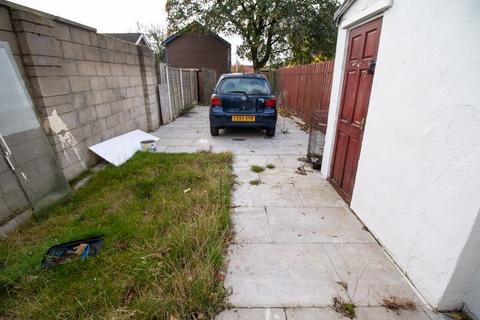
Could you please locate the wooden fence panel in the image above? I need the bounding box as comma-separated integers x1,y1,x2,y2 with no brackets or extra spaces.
275,61,334,132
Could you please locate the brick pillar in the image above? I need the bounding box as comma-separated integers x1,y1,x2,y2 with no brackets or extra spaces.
11,9,87,179
137,45,160,131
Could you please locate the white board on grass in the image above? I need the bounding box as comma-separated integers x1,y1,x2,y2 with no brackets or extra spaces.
88,130,159,166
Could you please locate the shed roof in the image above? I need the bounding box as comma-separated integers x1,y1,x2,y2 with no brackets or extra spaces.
161,22,230,48
104,33,148,46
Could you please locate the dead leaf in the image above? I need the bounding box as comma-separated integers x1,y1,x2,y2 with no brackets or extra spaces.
184,188,191,194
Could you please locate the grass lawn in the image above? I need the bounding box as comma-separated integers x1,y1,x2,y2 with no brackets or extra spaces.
0,152,234,319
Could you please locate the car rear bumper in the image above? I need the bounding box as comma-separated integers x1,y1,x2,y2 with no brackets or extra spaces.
209,107,277,129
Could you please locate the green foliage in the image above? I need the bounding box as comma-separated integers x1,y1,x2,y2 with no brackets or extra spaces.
0,152,234,319
137,22,168,63
266,164,275,169
250,165,265,173
165,0,339,70
249,179,262,185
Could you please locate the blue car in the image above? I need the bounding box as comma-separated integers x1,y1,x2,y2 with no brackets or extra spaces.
209,74,277,137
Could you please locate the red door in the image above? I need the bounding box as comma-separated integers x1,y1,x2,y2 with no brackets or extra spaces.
329,18,383,203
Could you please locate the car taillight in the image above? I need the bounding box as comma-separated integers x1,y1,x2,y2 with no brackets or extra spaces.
265,97,276,108
211,95,222,106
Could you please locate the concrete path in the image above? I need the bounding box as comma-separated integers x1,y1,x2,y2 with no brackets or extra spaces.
153,107,444,320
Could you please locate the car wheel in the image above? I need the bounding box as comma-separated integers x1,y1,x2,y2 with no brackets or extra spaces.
266,127,276,137
210,127,219,136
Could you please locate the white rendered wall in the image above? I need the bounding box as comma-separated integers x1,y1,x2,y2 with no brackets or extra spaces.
322,0,480,314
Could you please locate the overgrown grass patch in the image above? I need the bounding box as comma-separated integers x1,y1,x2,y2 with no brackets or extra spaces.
250,165,265,173
0,152,234,319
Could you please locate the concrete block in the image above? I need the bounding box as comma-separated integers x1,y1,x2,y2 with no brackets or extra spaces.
54,22,71,41
95,62,111,76
0,7,13,31
32,77,71,98
83,46,100,61
100,126,116,140
110,63,123,76
77,61,97,76
84,133,102,148
78,105,96,124
11,9,53,27
69,76,90,93
25,66,62,77
104,36,116,50
89,32,98,47
63,159,86,180
109,100,125,114
126,54,138,65
101,89,116,103
90,118,107,134
22,55,61,67
95,103,111,118
85,91,102,105
36,94,72,108
56,110,79,130
96,34,107,48
12,20,54,36
69,26,91,45
129,76,141,86
106,112,122,128
62,60,78,75
61,41,84,60
128,43,138,55
99,48,113,62
114,39,129,53
0,30,20,54
89,76,107,90
113,52,126,64
17,32,59,56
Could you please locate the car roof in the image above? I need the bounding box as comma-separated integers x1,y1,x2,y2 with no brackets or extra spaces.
219,73,267,80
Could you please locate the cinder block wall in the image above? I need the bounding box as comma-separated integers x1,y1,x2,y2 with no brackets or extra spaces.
0,2,160,180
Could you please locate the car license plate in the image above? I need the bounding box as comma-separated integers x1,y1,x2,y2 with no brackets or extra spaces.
232,115,255,122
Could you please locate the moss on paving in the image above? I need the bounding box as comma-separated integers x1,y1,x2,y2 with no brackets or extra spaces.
0,152,234,319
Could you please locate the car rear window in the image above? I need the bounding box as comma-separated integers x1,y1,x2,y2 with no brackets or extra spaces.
218,77,271,95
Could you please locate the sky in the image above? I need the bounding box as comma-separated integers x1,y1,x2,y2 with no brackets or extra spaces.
11,0,248,64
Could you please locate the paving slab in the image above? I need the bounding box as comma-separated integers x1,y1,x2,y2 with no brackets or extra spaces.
266,206,376,244
232,207,271,243
323,243,421,307
225,243,348,307
217,308,286,320
286,308,348,319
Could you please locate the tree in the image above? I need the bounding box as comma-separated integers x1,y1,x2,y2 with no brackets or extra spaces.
136,22,168,63
166,0,339,71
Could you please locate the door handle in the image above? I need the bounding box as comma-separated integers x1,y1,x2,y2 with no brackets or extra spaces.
359,117,366,130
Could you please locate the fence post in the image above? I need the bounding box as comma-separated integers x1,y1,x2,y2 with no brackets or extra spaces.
180,69,185,108
166,66,173,123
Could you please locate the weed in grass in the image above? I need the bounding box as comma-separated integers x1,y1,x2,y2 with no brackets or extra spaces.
0,152,234,319
381,296,417,313
250,165,265,173
266,164,275,169
332,296,355,319
249,179,262,186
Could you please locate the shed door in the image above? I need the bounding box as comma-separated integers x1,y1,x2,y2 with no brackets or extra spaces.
329,17,382,203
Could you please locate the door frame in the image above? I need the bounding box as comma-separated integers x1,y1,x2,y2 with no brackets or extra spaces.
327,15,384,203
